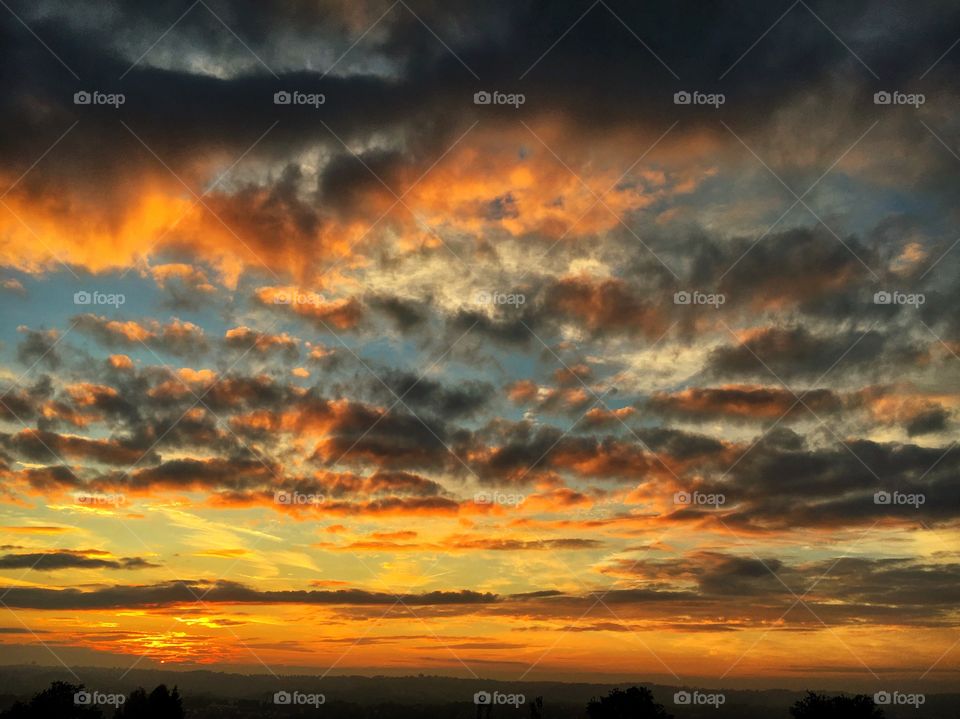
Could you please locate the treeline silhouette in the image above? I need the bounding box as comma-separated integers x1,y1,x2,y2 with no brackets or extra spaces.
0,682,183,719
0,681,894,718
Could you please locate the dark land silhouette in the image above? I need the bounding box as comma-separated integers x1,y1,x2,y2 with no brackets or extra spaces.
0,668,955,718
0,681,183,719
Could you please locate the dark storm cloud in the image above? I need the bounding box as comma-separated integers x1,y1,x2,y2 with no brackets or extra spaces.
633,427,727,461
14,465,83,492
363,369,493,419
15,328,61,369
305,410,724,485
0,579,498,609
447,307,536,348
3,0,956,276
649,385,844,423
0,377,53,424
318,148,407,216
120,456,279,491
668,224,959,339
705,326,894,380
469,420,712,483
365,294,431,331
0,389,36,424
6,0,956,141
701,226,882,315
0,550,158,571
131,410,240,457
2,428,157,466
0,2,471,228
695,554,786,596
905,406,950,436
694,436,960,528
311,407,465,472
286,469,447,499
201,375,298,412
601,551,960,625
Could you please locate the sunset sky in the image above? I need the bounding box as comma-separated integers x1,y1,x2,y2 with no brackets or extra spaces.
0,0,959,692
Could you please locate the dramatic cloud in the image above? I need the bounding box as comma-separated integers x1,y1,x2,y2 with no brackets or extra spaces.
1,0,958,684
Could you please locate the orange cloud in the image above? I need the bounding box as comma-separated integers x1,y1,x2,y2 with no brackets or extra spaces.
107,354,134,369
224,326,299,353
506,379,539,403
650,384,842,420
254,287,363,330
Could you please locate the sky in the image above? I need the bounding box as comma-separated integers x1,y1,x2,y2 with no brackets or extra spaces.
0,0,959,693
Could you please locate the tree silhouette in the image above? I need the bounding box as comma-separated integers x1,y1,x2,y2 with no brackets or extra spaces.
114,685,184,719
586,687,673,719
0,681,103,719
789,691,884,719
